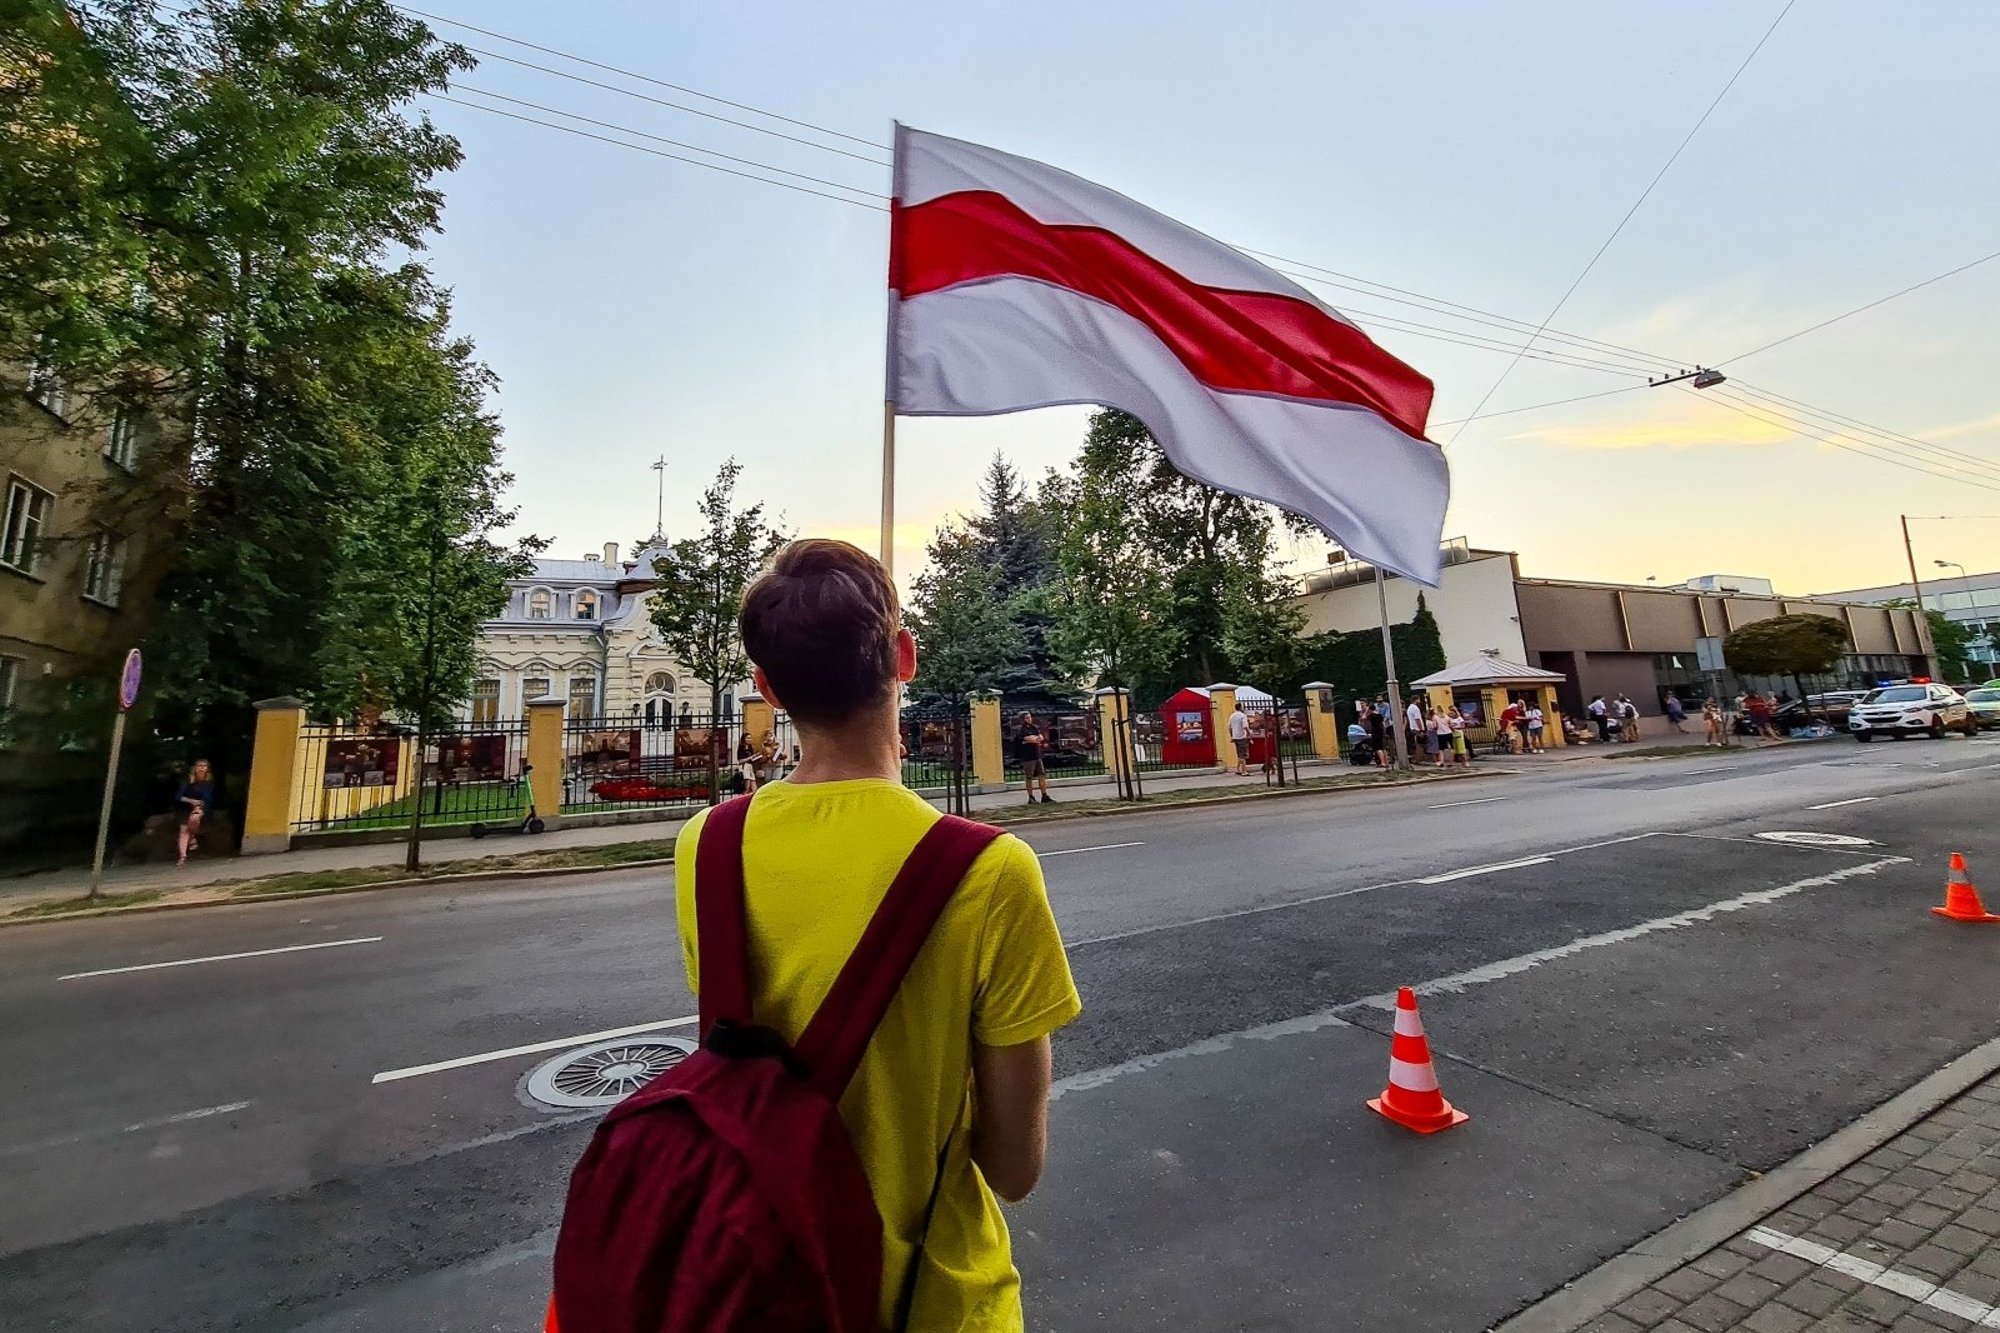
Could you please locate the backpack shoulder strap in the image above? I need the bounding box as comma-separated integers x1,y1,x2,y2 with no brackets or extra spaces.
796,814,1004,1100
693,795,756,1035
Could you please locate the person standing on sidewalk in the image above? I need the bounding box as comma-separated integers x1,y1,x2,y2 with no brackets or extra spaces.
1429,705,1453,768
1369,696,1389,768
1665,694,1686,733
1703,696,1724,746
1497,697,1524,754
1620,695,1641,742
1525,702,1545,753
1013,713,1053,804
1589,695,1609,742
675,538,1082,1330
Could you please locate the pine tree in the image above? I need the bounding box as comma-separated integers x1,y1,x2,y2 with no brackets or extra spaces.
965,453,1063,698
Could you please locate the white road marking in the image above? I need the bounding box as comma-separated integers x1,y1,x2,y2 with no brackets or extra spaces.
372,1016,699,1085
59,936,383,981
1052,856,1909,1102
1427,796,1508,810
0,1100,253,1158
1416,856,1553,885
1036,841,1144,858
1807,796,1878,810
1068,831,1669,950
1745,1225,2000,1327
1351,856,1905,1010
125,1101,251,1132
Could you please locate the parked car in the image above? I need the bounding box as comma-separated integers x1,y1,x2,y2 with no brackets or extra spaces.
1965,687,2000,731
1847,683,1975,741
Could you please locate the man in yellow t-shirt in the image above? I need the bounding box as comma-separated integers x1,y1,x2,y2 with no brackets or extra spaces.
675,537,1081,1331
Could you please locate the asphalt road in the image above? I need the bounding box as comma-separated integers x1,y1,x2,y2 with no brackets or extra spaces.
2,735,1997,1330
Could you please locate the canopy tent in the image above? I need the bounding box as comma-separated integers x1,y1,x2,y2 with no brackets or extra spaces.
1410,654,1566,689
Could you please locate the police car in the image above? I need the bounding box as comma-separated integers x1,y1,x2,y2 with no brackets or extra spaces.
1847,681,1975,741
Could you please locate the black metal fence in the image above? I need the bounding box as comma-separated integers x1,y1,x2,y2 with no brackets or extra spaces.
1002,708,1107,782
291,719,532,834
562,711,749,815
901,703,972,814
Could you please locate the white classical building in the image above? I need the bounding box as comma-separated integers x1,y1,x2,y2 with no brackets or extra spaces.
464,540,748,723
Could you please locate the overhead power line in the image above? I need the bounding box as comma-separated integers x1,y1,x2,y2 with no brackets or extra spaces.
1728,378,2000,479
453,45,892,166
1716,247,2000,366
411,4,1997,488
1450,0,1797,440
452,85,882,198
396,3,887,150
427,95,887,211
1241,246,1685,373
1688,388,2000,493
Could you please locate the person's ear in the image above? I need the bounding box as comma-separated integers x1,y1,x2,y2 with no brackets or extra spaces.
753,665,785,713
895,626,917,684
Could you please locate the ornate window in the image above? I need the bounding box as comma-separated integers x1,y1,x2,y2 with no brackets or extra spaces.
575,589,599,621
527,588,553,619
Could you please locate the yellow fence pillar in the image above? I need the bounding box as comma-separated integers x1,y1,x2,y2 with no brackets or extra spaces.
741,693,775,749
970,693,1004,788
1207,684,1239,771
1302,682,1339,759
242,697,305,855
1538,684,1566,748
526,698,566,825
1095,687,1136,791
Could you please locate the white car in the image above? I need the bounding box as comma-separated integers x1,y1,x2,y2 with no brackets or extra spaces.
1848,683,1975,741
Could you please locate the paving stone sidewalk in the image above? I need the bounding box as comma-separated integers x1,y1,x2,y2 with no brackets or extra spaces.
1589,1073,2000,1332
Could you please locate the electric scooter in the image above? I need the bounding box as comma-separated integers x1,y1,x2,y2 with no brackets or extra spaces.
468,762,547,839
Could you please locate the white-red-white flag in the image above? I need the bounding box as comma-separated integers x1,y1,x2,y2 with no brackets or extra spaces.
888,126,1449,584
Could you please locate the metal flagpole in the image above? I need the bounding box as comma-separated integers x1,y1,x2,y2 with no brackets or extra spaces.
881,120,903,580
1377,572,1410,770
880,401,896,576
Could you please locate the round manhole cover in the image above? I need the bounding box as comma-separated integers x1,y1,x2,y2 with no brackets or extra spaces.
525,1035,697,1108
1755,831,1876,847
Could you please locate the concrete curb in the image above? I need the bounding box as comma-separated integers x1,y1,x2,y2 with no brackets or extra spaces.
3,769,1491,928
0,856,678,929
1495,1033,2000,1333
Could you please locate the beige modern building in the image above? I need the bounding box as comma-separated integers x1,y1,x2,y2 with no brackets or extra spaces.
1292,539,1934,720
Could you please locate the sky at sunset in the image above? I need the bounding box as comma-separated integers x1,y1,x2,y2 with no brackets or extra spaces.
414,0,2000,595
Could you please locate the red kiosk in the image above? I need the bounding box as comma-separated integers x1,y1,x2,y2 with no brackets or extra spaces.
1159,686,1216,766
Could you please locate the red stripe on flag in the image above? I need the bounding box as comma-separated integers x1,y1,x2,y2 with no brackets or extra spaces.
892,190,1435,439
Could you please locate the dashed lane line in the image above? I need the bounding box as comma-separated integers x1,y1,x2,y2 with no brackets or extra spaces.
1807,796,1878,810
59,936,384,981
372,1016,698,1085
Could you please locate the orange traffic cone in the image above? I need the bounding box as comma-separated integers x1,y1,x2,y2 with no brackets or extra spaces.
1933,853,2000,924
1368,986,1469,1133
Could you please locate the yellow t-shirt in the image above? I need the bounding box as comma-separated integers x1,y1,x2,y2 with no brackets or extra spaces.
674,779,1081,1332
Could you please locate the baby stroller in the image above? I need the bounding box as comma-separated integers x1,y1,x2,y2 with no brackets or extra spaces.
1347,737,1379,766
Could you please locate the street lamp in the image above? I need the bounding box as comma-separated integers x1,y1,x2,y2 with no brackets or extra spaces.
1935,559,1968,582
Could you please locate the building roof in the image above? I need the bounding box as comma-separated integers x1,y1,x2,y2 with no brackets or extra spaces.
1412,654,1567,688
528,558,618,583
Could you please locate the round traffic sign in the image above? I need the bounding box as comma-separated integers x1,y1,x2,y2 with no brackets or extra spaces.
118,648,142,711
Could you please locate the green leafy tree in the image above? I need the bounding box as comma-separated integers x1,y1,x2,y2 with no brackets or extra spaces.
0,1,156,383
909,521,1024,703
63,0,480,797
1072,410,1306,698
647,460,789,800
1042,463,1182,695
1724,613,1851,704
964,453,1063,698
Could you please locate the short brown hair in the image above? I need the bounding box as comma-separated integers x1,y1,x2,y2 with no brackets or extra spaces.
740,539,900,727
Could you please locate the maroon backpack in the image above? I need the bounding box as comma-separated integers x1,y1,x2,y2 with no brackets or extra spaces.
547,795,1003,1333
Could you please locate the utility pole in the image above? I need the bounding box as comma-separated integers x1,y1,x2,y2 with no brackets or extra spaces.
1901,514,1928,614
1377,572,1410,770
